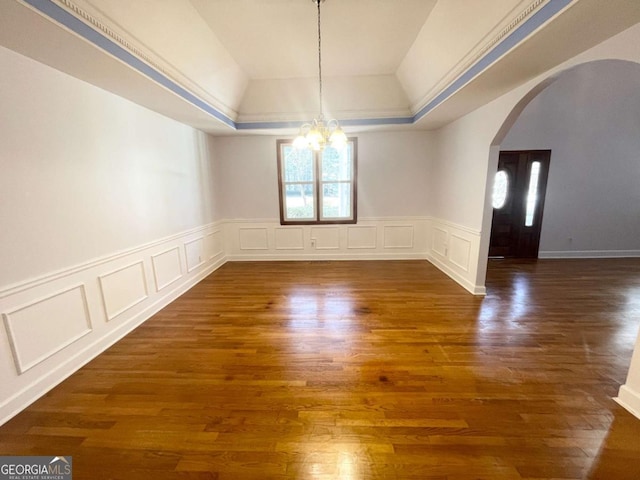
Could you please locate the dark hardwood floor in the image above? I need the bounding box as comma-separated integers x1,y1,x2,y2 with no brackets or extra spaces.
1,259,640,479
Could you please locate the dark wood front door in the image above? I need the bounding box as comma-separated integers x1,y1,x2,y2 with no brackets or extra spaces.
489,150,551,258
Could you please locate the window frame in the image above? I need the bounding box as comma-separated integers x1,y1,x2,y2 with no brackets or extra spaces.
277,138,358,226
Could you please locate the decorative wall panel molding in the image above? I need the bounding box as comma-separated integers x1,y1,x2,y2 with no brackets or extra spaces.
347,226,377,249
151,247,183,292
383,225,414,249
3,285,92,374
449,234,471,272
432,227,448,258
99,261,148,321
427,218,484,296
239,228,269,250
275,227,304,250
205,230,224,260
0,222,225,426
311,227,340,250
225,218,428,261
185,237,205,273
0,223,217,299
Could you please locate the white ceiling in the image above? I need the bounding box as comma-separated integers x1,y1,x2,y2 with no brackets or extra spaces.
1,0,639,134
189,0,438,79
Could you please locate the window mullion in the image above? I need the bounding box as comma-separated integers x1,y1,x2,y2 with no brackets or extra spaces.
315,150,321,222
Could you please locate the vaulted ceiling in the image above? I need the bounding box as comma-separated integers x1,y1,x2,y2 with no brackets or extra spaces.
1,0,639,135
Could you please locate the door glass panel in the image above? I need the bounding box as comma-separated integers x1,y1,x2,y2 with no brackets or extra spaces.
492,170,509,209
524,161,541,227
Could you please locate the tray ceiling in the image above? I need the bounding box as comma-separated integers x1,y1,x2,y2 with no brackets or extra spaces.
1,0,639,134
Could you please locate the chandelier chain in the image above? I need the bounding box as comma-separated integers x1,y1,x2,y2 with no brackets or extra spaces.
317,0,323,118
293,0,346,151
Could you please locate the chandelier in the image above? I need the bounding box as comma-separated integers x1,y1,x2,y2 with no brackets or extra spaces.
293,0,347,151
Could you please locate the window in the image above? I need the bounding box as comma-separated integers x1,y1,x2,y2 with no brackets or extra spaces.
492,170,509,209
524,161,541,227
277,139,357,224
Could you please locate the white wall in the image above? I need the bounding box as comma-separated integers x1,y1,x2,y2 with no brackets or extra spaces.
212,130,433,262
0,45,224,424
501,60,640,256
0,46,222,287
212,135,281,220
213,130,433,220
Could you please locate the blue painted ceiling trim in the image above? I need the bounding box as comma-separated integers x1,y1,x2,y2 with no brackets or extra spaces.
235,116,414,130
412,0,573,122
22,0,237,129
24,0,572,131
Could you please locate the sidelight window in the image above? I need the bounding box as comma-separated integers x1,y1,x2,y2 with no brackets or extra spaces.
492,170,509,209
524,161,541,227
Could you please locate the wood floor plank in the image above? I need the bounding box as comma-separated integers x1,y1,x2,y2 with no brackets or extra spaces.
1,259,640,479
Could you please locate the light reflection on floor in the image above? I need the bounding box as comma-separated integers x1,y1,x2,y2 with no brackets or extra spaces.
476,273,531,335
477,259,640,479
286,289,354,331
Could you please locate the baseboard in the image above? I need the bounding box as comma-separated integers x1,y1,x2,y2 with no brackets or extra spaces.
614,384,640,420
226,252,429,262
539,250,640,259
427,253,486,296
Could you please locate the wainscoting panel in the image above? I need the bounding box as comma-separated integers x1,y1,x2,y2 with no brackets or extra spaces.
347,226,377,249
3,285,92,374
311,226,340,250
239,228,269,250
151,247,183,292
450,234,471,272
427,218,484,295
185,237,204,273
432,227,448,258
275,227,304,250
99,261,148,321
205,230,224,260
225,218,428,261
383,225,414,249
0,222,226,426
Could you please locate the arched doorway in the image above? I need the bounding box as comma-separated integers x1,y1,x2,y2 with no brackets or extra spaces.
492,60,640,259
480,58,640,419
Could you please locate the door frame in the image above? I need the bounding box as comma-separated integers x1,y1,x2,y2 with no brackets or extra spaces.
489,150,551,258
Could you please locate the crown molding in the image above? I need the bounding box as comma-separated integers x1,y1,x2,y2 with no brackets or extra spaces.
18,0,574,131
55,0,239,120
19,0,238,127
411,0,574,121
